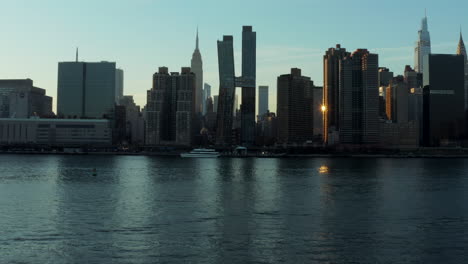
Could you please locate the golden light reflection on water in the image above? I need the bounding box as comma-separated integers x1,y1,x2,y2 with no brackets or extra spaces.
319,165,329,174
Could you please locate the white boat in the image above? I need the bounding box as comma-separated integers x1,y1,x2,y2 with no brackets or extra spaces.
180,148,220,158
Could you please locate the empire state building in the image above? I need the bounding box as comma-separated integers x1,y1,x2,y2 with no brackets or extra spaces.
191,29,203,115
414,13,431,73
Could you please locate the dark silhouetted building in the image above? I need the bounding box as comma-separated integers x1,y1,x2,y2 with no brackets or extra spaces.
277,68,314,145
216,26,256,146
146,67,195,146
457,31,468,110
323,44,349,144
339,49,379,145
423,54,466,146
386,76,408,123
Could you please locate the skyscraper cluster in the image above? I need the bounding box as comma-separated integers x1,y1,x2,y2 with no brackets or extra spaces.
2,14,468,152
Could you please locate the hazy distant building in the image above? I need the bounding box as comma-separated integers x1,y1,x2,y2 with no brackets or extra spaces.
456,31,468,110
202,83,211,115
115,68,124,104
386,76,408,123
146,67,195,146
323,44,350,144
57,61,116,118
258,85,269,117
415,13,431,73
340,49,379,145
216,26,256,146
423,54,466,146
191,29,203,115
277,68,314,144
0,79,52,118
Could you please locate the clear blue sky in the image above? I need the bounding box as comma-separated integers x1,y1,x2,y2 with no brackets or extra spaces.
0,0,466,112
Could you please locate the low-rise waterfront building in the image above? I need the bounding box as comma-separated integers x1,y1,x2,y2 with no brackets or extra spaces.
0,118,111,146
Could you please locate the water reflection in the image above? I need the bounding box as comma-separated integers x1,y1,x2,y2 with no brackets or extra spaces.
0,155,467,263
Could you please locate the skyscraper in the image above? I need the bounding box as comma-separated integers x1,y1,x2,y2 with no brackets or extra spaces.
115,68,124,104
202,83,211,115
258,85,269,117
57,61,116,118
277,68,314,144
414,12,431,73
323,44,349,144
340,49,379,145
216,26,256,146
191,29,203,115
146,67,195,146
423,54,466,146
240,26,257,145
456,30,468,110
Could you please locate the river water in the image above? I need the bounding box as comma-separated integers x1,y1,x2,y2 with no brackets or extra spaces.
0,155,467,263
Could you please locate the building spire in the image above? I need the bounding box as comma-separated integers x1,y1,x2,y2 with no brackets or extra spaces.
457,26,467,58
196,27,199,50
76,47,78,62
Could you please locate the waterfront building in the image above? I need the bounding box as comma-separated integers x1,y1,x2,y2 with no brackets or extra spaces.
258,85,269,118
191,29,203,115
0,118,111,146
323,44,350,144
57,61,116,119
146,67,195,146
339,49,379,145
0,79,53,118
216,26,256,146
423,54,466,146
414,13,431,73
277,68,314,145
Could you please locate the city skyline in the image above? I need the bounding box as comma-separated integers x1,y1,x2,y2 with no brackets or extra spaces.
0,1,467,113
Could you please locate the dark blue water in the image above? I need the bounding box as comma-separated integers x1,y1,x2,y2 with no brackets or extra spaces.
0,155,467,263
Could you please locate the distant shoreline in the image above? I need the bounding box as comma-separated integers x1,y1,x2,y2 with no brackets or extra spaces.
2,151,468,158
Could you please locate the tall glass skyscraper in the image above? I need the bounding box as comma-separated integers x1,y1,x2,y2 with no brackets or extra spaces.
414,13,431,73
240,26,256,145
57,61,116,119
216,26,256,146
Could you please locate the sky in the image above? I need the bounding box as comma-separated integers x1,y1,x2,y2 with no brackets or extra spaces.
0,0,466,113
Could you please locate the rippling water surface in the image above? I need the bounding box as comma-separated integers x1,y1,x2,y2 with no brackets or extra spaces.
1,155,467,263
